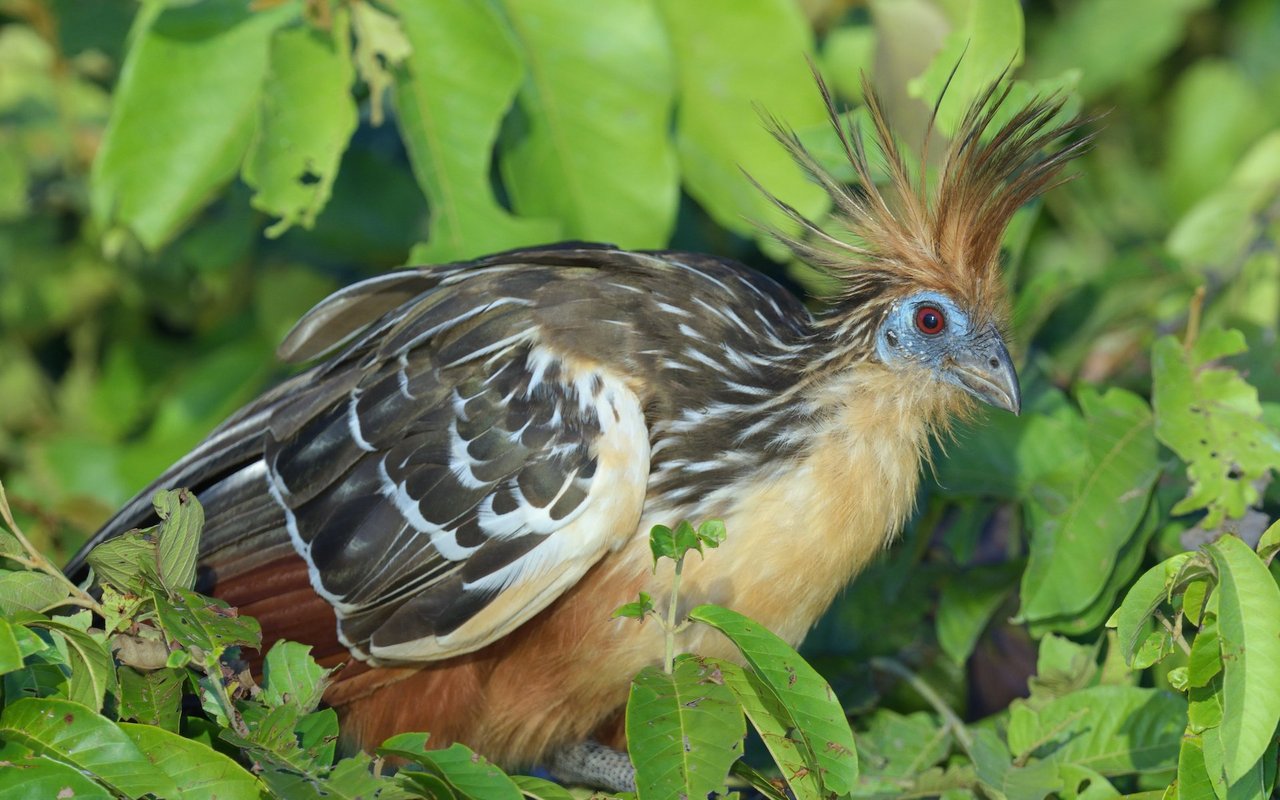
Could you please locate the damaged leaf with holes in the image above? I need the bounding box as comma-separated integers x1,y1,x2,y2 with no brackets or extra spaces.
1152,329,1280,527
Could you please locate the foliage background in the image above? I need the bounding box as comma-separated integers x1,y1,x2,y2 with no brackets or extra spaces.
1,0,1280,797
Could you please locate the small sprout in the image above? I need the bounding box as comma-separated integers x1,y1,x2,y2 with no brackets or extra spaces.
613,591,655,620
649,519,727,568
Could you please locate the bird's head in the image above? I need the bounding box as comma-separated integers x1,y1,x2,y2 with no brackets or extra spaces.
762,72,1092,421
874,290,1019,415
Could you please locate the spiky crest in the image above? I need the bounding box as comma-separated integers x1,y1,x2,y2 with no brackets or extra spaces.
759,69,1094,348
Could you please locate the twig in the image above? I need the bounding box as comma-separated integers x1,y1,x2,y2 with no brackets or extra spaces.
0,481,104,616
1153,611,1193,656
870,657,973,753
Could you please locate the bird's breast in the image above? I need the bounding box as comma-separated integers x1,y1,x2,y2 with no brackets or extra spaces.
634,382,932,655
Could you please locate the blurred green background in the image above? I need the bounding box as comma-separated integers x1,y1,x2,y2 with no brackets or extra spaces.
2,0,1280,746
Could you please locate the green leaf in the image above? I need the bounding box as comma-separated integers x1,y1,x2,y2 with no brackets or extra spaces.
394,0,559,264
711,659,822,800
499,0,677,248
697,519,727,549
656,0,829,241
612,591,654,620
689,604,858,794
119,722,265,800
117,666,185,732
261,641,332,713
1257,518,1280,566
0,616,23,676
1020,387,1160,622
296,708,339,768
349,0,411,126
0,570,69,614
153,489,203,593
85,531,155,595
243,14,358,236
1151,332,1280,527
858,710,952,778
1026,0,1213,99
907,0,1025,135
1006,686,1183,775
1205,534,1280,783
650,523,701,566
152,588,261,654
0,696,180,798
30,620,116,713
0,752,114,799
626,657,745,800
1028,497,1161,638
1176,733,1217,800
510,775,575,800
1186,620,1222,689
937,561,1019,665
1107,552,1195,665
90,0,301,251
379,738,522,800
1161,60,1271,216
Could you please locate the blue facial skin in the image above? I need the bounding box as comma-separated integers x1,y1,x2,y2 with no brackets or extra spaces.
876,291,1021,415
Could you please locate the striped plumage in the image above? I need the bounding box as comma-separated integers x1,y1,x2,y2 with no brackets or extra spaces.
68,76,1089,774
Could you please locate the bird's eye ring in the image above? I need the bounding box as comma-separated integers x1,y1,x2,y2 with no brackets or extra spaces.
915,305,945,335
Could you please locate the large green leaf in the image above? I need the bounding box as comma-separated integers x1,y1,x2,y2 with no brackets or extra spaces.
1205,534,1280,783
937,561,1020,664
626,657,744,800
117,666,184,733
30,618,116,713
90,0,301,251
1168,132,1280,272
0,616,22,675
379,736,521,800
689,604,858,794
152,488,203,593
152,587,261,654
0,570,68,615
498,0,676,248
0,697,179,798
1006,686,1183,775
0,751,114,799
119,723,266,800
656,0,828,240
1106,552,1196,664
393,0,559,263
711,658,822,800
1161,60,1273,216
1020,387,1159,622
243,14,358,236
1152,331,1280,527
261,641,332,713
84,530,155,595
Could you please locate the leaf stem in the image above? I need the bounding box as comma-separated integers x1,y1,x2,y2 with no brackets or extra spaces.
0,481,104,616
870,657,973,752
1153,610,1193,656
664,556,683,675
1183,285,1205,351
201,648,251,737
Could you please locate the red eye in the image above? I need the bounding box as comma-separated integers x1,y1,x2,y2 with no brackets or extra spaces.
915,305,945,335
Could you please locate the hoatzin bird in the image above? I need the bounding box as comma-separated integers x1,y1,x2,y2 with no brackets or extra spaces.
68,75,1088,788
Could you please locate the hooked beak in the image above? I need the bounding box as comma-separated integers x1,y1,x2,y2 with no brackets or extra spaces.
947,329,1021,415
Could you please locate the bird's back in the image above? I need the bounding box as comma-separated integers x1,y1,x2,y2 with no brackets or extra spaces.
70,243,814,665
